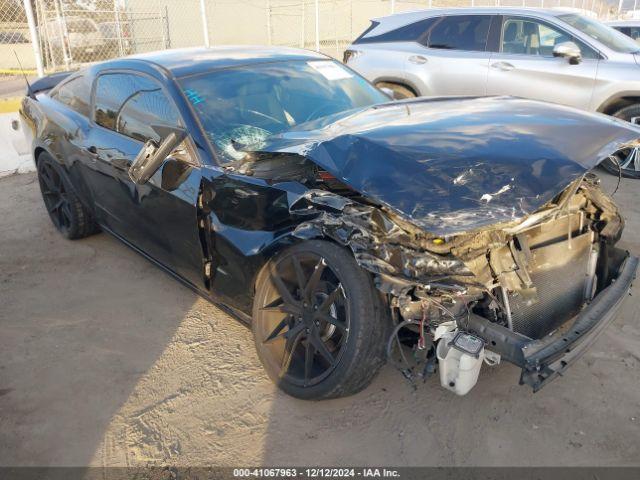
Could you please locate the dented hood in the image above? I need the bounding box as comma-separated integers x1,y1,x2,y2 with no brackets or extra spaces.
259,96,640,236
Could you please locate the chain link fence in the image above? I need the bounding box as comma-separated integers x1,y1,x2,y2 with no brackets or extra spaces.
0,0,633,92
0,0,36,89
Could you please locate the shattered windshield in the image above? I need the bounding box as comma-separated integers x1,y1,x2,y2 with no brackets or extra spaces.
179,60,389,163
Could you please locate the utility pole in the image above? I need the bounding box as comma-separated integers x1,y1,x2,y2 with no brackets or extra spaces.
315,0,320,52
23,0,44,77
199,0,210,47
301,0,305,49
267,0,272,45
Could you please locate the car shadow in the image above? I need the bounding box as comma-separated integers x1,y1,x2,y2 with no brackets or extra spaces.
0,173,199,466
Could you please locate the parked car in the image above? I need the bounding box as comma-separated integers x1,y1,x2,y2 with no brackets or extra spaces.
96,21,133,57
344,7,640,177
20,47,640,399
41,16,109,63
0,31,29,44
607,20,640,43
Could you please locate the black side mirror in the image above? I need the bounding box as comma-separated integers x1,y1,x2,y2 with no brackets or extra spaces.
128,130,185,185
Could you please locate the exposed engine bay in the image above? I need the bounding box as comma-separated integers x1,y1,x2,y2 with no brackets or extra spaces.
230,148,633,394
295,173,629,394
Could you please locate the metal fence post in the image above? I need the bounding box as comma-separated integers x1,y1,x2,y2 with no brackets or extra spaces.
333,0,338,58
349,0,353,40
53,0,70,69
160,6,167,49
391,0,396,13
115,7,124,57
315,0,320,52
23,0,44,77
266,0,272,45
301,0,305,48
200,0,210,47
37,0,56,71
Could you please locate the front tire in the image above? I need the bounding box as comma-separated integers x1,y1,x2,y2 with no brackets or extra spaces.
36,152,99,239
601,104,640,179
252,240,388,400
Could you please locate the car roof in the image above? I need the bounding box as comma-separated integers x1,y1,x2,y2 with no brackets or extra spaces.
121,46,330,78
373,7,573,23
606,20,640,26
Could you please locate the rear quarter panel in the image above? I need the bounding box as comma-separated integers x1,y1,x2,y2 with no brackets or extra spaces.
21,93,95,212
347,42,417,90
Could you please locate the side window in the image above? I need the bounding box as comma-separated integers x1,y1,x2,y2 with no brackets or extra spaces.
94,73,180,143
51,76,91,117
426,15,492,51
629,27,640,42
354,17,437,44
501,17,598,59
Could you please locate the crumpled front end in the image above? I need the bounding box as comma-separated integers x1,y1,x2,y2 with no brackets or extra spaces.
287,174,637,394
236,96,640,395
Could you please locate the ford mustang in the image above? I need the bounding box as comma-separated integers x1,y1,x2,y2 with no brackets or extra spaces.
20,46,639,399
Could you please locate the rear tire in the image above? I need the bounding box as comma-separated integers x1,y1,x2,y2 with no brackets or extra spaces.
252,240,388,400
36,152,99,239
600,104,640,179
375,82,416,100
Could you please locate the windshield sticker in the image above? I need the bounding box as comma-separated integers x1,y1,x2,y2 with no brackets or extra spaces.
184,89,204,105
308,61,353,81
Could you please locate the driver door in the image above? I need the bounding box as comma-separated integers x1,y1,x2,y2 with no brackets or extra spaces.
486,16,599,109
83,71,206,288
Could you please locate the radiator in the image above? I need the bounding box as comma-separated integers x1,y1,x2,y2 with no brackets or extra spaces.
508,231,594,339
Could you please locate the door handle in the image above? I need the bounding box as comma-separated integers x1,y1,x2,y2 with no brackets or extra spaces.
408,55,428,64
491,61,515,71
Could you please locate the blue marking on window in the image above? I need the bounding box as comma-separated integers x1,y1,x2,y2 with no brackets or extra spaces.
184,89,204,105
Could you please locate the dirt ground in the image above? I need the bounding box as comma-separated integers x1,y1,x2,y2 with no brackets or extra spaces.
1,170,639,467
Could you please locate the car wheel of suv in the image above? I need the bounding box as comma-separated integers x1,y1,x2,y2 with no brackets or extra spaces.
375,82,416,100
37,152,99,239
252,240,388,400
601,104,640,179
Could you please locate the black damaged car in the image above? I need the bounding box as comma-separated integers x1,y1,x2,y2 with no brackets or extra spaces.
20,46,640,399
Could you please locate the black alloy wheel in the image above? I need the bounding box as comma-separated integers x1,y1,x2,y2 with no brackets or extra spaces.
37,152,98,239
252,240,388,399
256,251,350,387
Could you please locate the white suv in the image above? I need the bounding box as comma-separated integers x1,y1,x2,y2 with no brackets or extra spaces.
345,8,640,176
